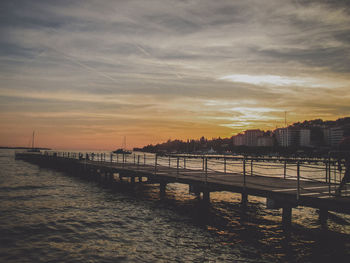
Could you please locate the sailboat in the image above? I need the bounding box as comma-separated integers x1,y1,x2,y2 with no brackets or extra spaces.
112,136,131,154
27,131,40,152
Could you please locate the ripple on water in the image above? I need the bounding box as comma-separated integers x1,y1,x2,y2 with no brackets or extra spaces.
0,150,350,262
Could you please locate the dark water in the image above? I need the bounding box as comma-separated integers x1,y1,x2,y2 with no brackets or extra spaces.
1,150,350,262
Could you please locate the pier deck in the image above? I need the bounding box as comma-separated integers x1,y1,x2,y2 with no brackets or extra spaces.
86,160,350,213
15,152,350,227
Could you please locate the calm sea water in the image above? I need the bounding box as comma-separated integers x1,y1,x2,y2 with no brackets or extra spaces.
1,149,350,262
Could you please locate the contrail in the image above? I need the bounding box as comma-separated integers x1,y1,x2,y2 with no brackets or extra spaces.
37,27,120,84
39,26,183,82
133,42,183,79
48,47,119,83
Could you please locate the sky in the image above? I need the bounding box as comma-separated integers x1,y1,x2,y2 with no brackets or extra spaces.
1,0,350,150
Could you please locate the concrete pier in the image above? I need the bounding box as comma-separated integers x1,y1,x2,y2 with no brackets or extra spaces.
15,152,350,229
160,182,167,198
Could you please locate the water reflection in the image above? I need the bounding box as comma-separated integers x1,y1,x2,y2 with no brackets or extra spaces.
1,150,350,262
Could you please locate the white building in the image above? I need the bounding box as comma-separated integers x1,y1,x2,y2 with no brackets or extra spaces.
257,136,274,147
244,129,264,146
329,126,344,147
299,129,311,147
274,128,299,147
233,134,245,146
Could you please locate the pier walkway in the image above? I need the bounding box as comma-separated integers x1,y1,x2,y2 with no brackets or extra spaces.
15,151,350,228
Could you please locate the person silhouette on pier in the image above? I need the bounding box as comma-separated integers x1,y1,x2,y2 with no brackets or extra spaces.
336,133,350,196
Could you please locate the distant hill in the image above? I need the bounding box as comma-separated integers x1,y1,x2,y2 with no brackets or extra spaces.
291,117,350,128
135,116,350,154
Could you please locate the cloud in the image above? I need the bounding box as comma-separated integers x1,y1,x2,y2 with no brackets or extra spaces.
1,0,350,148
220,74,320,87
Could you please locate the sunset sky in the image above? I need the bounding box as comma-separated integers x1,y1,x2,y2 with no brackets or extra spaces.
1,0,350,150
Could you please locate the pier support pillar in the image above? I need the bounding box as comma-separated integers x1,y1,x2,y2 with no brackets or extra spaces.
131,177,135,184
97,171,102,182
319,209,328,226
203,190,210,204
160,182,167,198
139,176,142,183
110,173,115,182
241,192,248,207
282,206,292,229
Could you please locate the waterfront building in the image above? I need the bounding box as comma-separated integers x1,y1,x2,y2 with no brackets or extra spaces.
274,127,299,147
329,126,344,147
257,136,274,147
244,129,264,146
299,129,311,147
322,127,331,146
233,133,245,146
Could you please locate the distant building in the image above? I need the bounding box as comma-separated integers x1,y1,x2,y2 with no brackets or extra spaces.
257,136,274,147
244,129,264,146
299,129,311,147
275,128,288,147
274,127,299,147
233,133,245,146
322,127,331,146
329,126,344,147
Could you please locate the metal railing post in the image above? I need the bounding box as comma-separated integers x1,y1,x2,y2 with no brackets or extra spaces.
328,159,331,196
154,154,158,175
110,154,113,163
202,157,205,171
284,160,287,179
297,161,300,200
144,154,146,165
137,155,140,170
224,157,226,174
169,156,171,168
134,154,136,165
243,157,246,188
251,159,253,176
116,154,119,163
177,157,179,179
205,157,208,183
184,158,186,170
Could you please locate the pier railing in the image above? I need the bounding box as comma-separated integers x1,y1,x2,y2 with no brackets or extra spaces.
32,151,349,198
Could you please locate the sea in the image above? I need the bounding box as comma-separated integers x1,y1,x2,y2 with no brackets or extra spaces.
1,149,350,262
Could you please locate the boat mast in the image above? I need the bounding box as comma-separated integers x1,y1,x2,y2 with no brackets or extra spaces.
32,131,35,149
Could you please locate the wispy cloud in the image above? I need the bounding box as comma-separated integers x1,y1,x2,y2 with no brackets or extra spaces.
1,0,350,148
220,74,317,87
